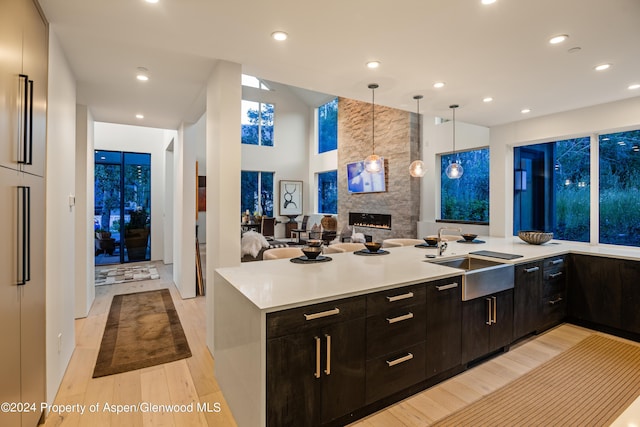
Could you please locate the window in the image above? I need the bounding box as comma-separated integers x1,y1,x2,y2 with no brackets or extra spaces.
318,170,338,214
599,130,640,246
440,148,490,222
241,74,270,90
318,98,338,153
241,100,274,146
241,171,274,216
513,137,590,241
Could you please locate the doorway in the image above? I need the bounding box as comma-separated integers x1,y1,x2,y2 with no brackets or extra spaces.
94,150,151,265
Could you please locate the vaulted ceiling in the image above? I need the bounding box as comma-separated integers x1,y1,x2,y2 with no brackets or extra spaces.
39,0,640,130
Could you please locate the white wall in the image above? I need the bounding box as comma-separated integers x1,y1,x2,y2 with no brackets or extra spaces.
193,114,207,243
74,105,95,318
490,95,640,238
164,141,174,264
46,31,77,405
241,84,309,237
94,122,177,261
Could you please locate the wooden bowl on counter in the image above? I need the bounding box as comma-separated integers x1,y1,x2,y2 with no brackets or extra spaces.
364,242,382,253
302,246,322,259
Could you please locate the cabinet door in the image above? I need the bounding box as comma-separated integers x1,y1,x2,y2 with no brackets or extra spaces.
513,262,542,339
0,168,22,427
569,254,622,329
620,259,640,334
461,297,490,364
426,277,462,376
490,290,513,351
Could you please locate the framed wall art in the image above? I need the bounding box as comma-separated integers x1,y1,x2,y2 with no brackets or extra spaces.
279,180,303,216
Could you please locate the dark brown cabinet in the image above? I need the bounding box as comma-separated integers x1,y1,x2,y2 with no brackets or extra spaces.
513,261,542,340
462,289,513,364
266,296,366,426
540,256,567,330
620,259,640,334
426,276,462,377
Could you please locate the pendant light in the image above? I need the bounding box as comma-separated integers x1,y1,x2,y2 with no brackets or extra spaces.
409,95,426,177
445,104,464,179
364,83,383,173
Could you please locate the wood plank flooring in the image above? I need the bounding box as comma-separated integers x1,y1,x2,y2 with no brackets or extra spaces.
44,257,637,427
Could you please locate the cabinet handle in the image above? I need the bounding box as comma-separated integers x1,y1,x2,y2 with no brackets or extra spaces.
386,312,414,324
324,334,331,376
17,186,31,285
314,336,321,378
18,74,33,166
551,259,564,265
386,353,414,367
436,282,458,291
549,297,564,305
492,296,497,324
524,266,540,273
486,298,492,325
549,272,563,279
386,291,414,302
304,307,340,321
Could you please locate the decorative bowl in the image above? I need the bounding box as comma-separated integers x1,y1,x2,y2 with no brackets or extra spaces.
302,246,322,259
364,242,382,253
307,239,323,247
424,236,438,246
518,230,553,245
461,233,478,242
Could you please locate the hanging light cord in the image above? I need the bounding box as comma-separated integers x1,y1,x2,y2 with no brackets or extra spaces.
371,86,375,155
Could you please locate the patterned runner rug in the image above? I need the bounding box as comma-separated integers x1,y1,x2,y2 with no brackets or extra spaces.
95,264,159,285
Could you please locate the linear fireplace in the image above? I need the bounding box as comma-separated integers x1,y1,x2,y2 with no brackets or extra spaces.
349,212,392,230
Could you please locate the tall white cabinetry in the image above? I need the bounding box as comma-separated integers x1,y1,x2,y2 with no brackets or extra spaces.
0,0,47,425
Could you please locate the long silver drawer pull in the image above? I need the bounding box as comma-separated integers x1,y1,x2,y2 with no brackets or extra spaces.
386,353,414,367
386,292,414,302
549,272,563,279
314,336,321,378
492,296,497,324
304,308,340,321
486,298,492,325
386,312,414,324
324,334,331,376
524,266,540,273
551,259,564,265
549,297,564,305
436,282,458,291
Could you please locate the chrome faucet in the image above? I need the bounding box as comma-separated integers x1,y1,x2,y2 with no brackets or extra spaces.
437,227,462,256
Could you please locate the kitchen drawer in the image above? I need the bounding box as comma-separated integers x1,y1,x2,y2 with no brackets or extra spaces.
365,342,426,404
543,267,565,282
366,303,427,359
367,283,427,317
267,295,366,338
543,255,566,271
542,293,566,325
543,275,566,298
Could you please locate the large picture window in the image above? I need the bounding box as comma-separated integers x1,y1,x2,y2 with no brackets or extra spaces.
440,148,490,223
599,130,640,246
241,100,274,146
513,137,590,242
317,170,337,214
241,171,274,216
318,98,338,153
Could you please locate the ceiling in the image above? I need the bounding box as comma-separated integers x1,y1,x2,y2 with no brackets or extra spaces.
38,0,640,130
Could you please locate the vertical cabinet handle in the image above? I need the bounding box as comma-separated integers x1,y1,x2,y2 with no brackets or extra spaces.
18,74,34,166
17,186,31,285
324,334,331,376
314,336,321,378
492,296,497,324
485,297,492,325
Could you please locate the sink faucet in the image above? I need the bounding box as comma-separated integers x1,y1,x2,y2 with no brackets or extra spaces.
437,227,462,256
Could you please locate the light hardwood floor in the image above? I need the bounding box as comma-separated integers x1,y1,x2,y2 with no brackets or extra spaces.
43,259,634,427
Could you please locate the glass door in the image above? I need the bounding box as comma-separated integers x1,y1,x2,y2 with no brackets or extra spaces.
94,150,151,265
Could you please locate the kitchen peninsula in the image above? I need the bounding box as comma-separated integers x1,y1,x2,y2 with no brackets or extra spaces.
213,237,640,426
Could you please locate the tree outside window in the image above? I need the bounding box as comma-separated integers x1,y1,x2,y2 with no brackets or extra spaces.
241,100,274,146
318,98,338,153
241,171,274,216
441,148,490,222
318,170,337,214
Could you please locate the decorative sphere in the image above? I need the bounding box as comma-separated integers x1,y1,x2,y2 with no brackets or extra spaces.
409,160,426,177
445,162,464,179
364,154,383,173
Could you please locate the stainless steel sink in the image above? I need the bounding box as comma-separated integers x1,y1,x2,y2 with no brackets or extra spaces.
429,256,514,301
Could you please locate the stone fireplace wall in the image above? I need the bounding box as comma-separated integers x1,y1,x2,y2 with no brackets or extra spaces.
337,97,421,242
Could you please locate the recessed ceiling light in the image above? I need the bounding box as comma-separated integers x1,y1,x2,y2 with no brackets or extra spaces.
433,82,445,89
549,34,569,44
366,61,381,69
594,63,611,71
521,108,531,114
629,83,640,90
136,67,149,81
483,97,493,103
136,114,144,119
481,0,496,4
271,31,288,41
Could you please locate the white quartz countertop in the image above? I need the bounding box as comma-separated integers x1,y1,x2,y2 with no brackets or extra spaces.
215,236,640,312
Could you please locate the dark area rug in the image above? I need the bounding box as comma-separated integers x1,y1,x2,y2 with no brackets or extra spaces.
93,288,192,377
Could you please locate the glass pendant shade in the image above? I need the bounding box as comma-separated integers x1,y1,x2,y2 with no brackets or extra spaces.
446,161,463,179
364,154,383,173
409,160,426,177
